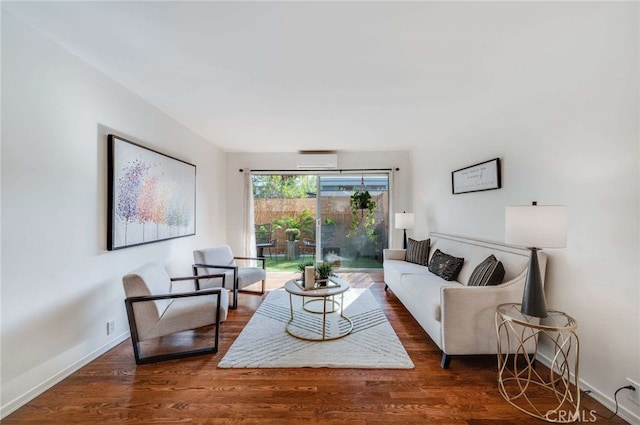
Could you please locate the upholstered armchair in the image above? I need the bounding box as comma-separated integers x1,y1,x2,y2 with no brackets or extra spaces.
122,262,229,364
193,245,266,309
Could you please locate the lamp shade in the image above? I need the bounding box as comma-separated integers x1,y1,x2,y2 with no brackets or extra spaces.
395,212,415,230
505,205,567,248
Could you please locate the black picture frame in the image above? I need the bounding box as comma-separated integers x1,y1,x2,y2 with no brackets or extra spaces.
452,158,501,195
107,134,196,250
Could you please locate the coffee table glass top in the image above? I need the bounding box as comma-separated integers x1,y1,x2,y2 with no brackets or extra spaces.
284,277,350,297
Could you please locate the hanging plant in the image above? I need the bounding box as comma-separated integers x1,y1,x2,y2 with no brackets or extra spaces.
348,190,377,240
350,190,373,210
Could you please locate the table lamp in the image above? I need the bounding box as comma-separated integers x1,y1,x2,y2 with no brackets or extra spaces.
505,202,567,318
395,212,415,249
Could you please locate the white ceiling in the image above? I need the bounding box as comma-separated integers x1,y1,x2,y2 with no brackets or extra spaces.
2,1,588,153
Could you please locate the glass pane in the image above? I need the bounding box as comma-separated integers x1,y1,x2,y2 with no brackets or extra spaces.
318,174,388,269
252,173,389,271
252,174,317,270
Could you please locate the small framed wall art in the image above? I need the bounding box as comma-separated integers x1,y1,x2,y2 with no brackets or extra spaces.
107,134,196,250
452,158,501,195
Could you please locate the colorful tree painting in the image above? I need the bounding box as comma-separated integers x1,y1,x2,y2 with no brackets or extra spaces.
137,174,159,241
167,194,191,235
108,135,196,250
116,159,149,245
151,183,171,239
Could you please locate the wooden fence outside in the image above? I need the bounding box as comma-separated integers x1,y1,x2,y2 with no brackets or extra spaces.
253,194,388,259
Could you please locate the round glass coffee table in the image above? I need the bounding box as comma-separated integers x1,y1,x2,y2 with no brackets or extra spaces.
284,277,353,341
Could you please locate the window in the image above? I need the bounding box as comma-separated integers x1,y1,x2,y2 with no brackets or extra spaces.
252,172,389,270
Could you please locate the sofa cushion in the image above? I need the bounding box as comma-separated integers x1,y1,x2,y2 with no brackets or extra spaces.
468,255,506,286
405,238,430,266
428,249,464,281
400,273,462,346
383,259,430,287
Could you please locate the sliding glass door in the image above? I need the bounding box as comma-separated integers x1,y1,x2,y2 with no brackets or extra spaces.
317,174,388,269
252,172,389,270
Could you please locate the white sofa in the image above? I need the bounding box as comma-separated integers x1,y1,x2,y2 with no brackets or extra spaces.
383,232,546,368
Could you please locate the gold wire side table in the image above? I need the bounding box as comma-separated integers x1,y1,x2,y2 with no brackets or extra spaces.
495,303,580,423
284,278,353,341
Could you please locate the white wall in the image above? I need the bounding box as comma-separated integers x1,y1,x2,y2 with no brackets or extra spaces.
225,151,412,255
410,3,639,422
1,11,227,416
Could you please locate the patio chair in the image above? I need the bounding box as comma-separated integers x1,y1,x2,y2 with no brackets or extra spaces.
122,262,229,364
302,238,316,259
255,223,272,244
259,238,278,262
193,245,266,309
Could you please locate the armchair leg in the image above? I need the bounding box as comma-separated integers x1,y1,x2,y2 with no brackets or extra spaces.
236,279,267,303
192,265,201,290
135,345,218,365
232,288,238,310
232,270,266,308
441,353,452,369
127,315,221,364
238,285,266,296
125,293,222,364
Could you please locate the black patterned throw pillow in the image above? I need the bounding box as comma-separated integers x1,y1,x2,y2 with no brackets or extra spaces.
428,249,465,281
405,238,430,266
467,255,505,286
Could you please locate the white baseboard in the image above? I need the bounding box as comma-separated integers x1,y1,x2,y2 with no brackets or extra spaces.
536,351,640,425
0,332,130,420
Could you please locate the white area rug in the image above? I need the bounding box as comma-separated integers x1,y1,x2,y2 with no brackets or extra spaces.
218,288,414,369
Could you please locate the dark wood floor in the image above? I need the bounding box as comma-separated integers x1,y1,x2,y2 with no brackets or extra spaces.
4,272,628,424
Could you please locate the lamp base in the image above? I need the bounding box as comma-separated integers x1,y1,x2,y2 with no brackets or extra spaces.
403,229,408,249
521,248,547,318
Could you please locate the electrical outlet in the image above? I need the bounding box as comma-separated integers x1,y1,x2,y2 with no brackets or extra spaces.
627,377,640,405
107,320,115,335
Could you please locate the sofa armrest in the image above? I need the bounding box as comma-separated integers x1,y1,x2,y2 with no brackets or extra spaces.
383,249,406,261
439,274,527,355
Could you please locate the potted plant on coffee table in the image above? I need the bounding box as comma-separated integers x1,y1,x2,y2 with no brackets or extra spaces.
315,261,333,286
297,260,314,284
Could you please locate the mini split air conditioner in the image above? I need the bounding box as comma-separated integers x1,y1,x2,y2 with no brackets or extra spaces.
296,153,338,169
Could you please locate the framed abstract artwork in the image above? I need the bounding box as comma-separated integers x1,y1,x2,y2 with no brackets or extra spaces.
452,158,501,195
107,134,196,250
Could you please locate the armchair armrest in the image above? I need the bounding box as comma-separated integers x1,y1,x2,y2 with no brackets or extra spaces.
192,264,237,271
171,273,227,283
172,273,226,291
234,256,266,269
192,263,239,291
383,249,406,261
125,286,225,304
